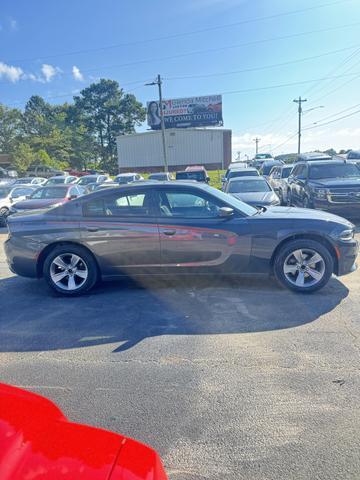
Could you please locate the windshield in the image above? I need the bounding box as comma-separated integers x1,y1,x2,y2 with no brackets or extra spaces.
14,178,31,184
261,164,279,175
149,174,167,180
46,177,65,184
117,176,134,184
176,171,205,181
30,187,68,199
78,176,96,185
255,154,272,159
309,163,360,180
0,187,10,198
228,179,270,193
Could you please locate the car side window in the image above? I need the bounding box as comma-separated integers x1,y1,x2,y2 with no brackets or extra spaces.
296,165,307,179
12,187,33,198
158,189,222,218
83,190,154,217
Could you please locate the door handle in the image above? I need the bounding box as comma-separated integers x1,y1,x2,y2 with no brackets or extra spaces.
162,230,176,236
86,227,99,232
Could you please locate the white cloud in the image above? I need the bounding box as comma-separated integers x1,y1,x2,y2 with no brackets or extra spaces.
41,63,61,82
72,65,84,81
0,61,23,82
9,18,18,31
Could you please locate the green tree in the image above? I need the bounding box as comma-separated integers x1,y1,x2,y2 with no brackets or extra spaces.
12,144,35,174
74,79,145,172
0,104,24,153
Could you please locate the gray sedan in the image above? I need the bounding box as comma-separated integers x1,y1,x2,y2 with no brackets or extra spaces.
4,182,358,296
224,176,280,207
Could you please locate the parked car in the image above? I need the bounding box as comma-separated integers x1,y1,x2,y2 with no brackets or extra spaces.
10,184,84,214
13,176,47,186
95,182,120,190
258,160,284,178
77,174,110,186
176,166,210,183
0,185,37,226
287,159,360,215
268,164,295,204
224,176,280,207
148,172,174,181
115,173,144,184
26,165,66,178
222,167,259,190
295,152,333,163
0,382,168,480
252,153,274,169
0,166,17,185
347,150,360,161
5,182,357,295
45,175,79,185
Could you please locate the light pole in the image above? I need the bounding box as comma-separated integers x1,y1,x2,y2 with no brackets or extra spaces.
253,137,260,155
145,74,168,172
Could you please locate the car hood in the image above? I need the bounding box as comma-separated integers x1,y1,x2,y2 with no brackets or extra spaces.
309,178,360,188
12,198,66,209
257,205,353,226
0,383,167,480
231,191,277,205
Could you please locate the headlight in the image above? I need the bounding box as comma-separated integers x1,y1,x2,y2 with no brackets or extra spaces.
339,229,354,241
313,188,328,198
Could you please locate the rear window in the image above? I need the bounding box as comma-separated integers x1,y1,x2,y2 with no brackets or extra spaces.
176,171,206,181
228,170,258,179
228,179,270,193
31,187,68,199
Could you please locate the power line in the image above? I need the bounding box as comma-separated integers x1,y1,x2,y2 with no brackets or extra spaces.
5,0,354,64
270,132,299,152
303,108,360,130
163,45,360,81
303,102,360,127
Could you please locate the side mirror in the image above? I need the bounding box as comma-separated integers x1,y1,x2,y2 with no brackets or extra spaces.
206,176,210,183
221,175,226,182
69,194,78,200
25,195,31,199
218,207,234,218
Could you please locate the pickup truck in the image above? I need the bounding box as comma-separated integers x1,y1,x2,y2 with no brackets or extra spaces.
26,164,65,178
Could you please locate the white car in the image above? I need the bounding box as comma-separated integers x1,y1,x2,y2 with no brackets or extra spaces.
12,177,47,186
0,185,38,226
115,173,144,184
45,175,79,185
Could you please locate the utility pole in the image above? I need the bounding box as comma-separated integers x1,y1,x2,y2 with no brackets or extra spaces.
293,96,307,154
253,137,260,155
145,74,168,172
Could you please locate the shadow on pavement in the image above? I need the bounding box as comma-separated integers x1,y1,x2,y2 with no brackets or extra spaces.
0,273,349,353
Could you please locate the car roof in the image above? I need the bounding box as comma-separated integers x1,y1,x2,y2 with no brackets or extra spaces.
116,172,138,176
185,165,206,171
297,159,347,166
298,152,332,160
39,184,72,189
230,167,257,172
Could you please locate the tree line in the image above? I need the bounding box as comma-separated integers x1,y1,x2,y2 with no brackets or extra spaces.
0,79,146,174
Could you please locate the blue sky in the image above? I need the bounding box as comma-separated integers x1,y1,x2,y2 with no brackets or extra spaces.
1,0,360,157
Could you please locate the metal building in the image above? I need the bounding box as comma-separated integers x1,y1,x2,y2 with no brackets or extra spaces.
116,128,232,172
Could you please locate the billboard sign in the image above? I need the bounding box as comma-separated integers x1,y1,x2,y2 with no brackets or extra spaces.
147,94,223,129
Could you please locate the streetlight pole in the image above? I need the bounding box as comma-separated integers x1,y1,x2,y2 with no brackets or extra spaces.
253,137,260,155
145,74,168,172
293,96,307,154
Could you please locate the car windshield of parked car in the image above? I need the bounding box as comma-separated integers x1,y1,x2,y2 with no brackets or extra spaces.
228,179,271,193
255,154,272,159
47,177,65,185
0,187,11,198
117,175,134,184
309,163,360,179
14,178,31,184
348,151,360,159
30,187,68,199
176,171,205,181
77,176,96,185
261,164,280,175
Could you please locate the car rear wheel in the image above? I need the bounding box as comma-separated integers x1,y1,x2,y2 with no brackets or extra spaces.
274,239,333,293
43,245,98,296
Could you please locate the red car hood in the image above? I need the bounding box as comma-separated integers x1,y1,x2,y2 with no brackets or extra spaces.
13,198,66,210
0,384,167,480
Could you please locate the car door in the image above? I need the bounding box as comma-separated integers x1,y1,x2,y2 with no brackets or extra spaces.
292,164,307,206
154,186,251,274
80,188,161,275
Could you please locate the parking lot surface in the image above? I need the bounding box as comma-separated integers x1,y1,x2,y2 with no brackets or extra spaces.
0,227,359,480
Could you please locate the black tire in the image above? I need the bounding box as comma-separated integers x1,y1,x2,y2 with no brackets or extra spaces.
274,239,334,293
279,189,285,206
286,190,292,206
43,244,99,296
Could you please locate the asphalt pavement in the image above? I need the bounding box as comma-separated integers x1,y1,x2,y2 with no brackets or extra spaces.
0,227,359,479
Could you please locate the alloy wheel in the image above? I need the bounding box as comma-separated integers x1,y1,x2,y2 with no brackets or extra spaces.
283,248,325,288
50,253,88,291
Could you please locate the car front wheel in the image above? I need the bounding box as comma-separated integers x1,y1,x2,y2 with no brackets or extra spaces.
43,245,98,296
274,239,333,293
